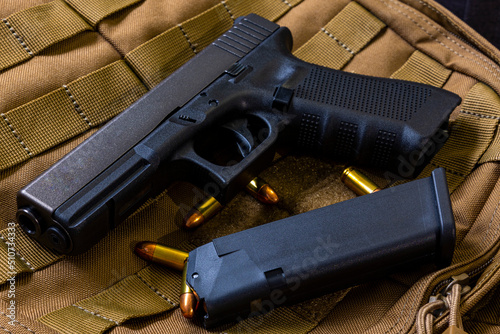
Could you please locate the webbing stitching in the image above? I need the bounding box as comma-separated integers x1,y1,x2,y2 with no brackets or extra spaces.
429,163,468,178
10,321,35,334
2,18,34,56
476,256,500,287
135,273,177,307
397,290,421,333
72,305,119,325
0,113,32,157
460,110,500,120
0,312,35,333
62,85,92,127
380,0,500,83
415,0,500,66
381,289,412,334
405,0,500,75
280,0,293,8
178,24,197,54
0,231,35,272
481,198,500,247
415,0,462,34
320,28,355,55
221,1,235,20
0,325,12,334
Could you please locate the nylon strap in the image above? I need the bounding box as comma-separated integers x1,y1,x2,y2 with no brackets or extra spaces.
419,82,500,191
480,126,500,164
0,0,140,72
39,256,188,333
0,229,31,282
65,60,148,125
0,0,91,72
125,3,234,89
181,4,234,54
0,22,32,71
293,1,386,70
125,26,195,90
6,0,91,53
390,50,452,87
0,60,147,170
64,0,142,27
0,224,62,284
223,0,293,21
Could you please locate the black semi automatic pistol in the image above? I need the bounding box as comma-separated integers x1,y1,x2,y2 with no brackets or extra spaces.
17,14,461,254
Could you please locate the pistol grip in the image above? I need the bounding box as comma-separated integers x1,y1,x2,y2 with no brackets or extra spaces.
285,65,461,178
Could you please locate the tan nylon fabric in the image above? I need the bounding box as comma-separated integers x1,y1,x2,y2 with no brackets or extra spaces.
390,50,452,87
294,1,386,70
0,0,142,72
1,225,61,271
64,60,147,126
0,22,32,71
64,0,141,26
1,0,500,333
0,0,91,72
0,60,147,170
419,82,500,191
124,26,195,89
6,0,91,53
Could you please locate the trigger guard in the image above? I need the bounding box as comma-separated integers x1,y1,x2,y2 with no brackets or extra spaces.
174,114,279,204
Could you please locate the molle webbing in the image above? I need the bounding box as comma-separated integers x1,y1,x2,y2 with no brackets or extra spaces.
390,50,452,87
0,60,147,170
40,266,182,334
0,0,140,71
420,82,500,191
293,2,386,70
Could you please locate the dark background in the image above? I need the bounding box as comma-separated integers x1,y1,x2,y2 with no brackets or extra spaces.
436,0,500,49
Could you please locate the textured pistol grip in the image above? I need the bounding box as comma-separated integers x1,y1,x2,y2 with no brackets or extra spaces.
288,65,461,178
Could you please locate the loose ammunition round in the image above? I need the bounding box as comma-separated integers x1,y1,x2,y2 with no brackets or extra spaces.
341,167,381,196
183,196,223,229
134,241,188,271
245,177,279,204
180,261,198,319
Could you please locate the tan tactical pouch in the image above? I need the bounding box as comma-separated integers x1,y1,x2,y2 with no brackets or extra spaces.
1,0,500,333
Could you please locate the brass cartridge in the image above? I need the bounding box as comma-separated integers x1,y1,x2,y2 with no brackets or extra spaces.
341,167,381,196
134,242,188,271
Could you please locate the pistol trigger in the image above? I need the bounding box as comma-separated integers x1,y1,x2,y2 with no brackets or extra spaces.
221,119,255,158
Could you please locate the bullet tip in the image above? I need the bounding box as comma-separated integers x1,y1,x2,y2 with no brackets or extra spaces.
180,293,198,319
183,209,205,229
256,184,279,204
134,241,156,262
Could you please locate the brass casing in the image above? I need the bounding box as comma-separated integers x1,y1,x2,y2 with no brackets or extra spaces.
181,262,191,294
341,167,381,196
195,196,222,218
152,245,188,271
180,260,197,319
